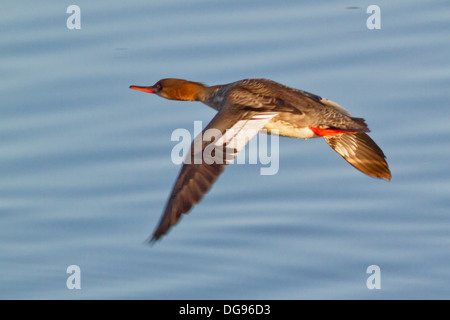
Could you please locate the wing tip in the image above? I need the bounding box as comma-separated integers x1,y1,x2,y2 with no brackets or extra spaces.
382,167,392,181
145,230,165,245
323,132,392,181
372,168,392,181
148,221,172,244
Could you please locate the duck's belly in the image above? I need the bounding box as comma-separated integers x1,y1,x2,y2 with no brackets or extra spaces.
263,120,318,139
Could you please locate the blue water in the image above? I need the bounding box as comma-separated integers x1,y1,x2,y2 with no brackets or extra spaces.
1,0,449,299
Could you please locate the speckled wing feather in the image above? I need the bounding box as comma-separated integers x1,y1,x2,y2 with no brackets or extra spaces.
323,132,391,180
229,79,370,132
150,109,278,242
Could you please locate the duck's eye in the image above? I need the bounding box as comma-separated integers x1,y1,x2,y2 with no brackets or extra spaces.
155,83,162,91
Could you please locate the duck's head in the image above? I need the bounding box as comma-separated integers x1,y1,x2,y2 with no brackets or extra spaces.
130,78,205,101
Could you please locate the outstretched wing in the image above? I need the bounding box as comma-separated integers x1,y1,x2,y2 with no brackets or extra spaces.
323,132,391,180
150,110,278,242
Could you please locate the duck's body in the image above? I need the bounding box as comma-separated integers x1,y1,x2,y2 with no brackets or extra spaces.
130,78,391,242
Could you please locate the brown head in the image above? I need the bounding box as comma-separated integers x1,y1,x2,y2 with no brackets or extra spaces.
129,78,206,101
